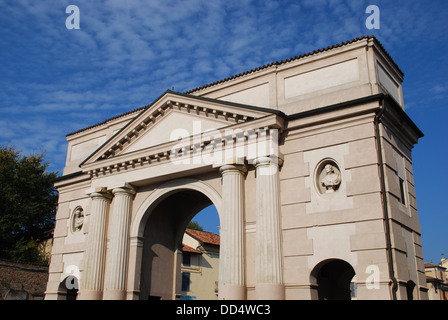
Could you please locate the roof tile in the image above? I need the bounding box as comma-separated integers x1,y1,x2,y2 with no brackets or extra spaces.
185,35,401,94
182,244,202,254
185,228,220,246
66,36,400,137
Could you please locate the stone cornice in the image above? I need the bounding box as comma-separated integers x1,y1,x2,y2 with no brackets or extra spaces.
80,90,282,169
81,113,284,178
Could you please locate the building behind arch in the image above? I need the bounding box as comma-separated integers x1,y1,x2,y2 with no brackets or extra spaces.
180,228,220,300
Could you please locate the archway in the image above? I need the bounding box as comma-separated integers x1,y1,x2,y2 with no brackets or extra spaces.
406,280,416,300
180,204,220,300
130,179,222,300
58,276,79,300
128,178,221,300
311,259,356,300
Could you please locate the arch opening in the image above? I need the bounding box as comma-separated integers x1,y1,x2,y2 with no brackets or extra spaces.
406,280,416,300
311,259,356,300
57,276,79,300
138,189,220,300
180,204,220,300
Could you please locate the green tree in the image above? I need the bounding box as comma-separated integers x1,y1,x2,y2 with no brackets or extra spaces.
0,145,58,263
187,220,203,231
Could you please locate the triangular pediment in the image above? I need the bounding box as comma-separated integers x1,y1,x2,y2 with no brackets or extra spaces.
124,111,228,154
80,90,282,170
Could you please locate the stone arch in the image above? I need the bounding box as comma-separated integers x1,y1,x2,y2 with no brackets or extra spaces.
130,178,222,239
127,178,222,300
57,276,79,300
406,280,416,300
310,258,356,300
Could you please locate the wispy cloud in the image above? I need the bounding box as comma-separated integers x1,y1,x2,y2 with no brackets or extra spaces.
0,0,446,173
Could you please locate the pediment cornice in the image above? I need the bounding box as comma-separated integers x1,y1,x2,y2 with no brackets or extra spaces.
80,90,285,177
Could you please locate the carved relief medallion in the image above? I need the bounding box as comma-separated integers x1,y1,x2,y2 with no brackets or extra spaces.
71,206,84,233
316,160,341,194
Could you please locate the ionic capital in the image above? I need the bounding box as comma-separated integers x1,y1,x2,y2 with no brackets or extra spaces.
86,187,113,201
253,155,284,167
112,183,136,196
219,164,247,175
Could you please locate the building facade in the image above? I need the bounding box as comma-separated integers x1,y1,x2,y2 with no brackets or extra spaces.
180,228,220,300
425,257,448,300
45,36,427,300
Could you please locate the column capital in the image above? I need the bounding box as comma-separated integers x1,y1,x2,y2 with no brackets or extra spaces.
253,155,283,167
219,164,247,175
112,183,136,196
86,187,113,200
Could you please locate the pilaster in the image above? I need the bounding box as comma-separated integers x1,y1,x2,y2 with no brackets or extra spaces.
80,187,112,300
103,184,136,300
254,156,285,300
218,163,247,300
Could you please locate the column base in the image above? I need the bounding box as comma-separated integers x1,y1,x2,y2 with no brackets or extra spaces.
43,292,59,300
255,283,285,300
78,290,103,300
219,284,247,300
103,289,127,300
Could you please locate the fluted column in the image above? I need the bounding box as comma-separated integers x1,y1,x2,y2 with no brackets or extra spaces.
254,156,284,300
218,164,247,300
80,187,112,300
103,184,136,300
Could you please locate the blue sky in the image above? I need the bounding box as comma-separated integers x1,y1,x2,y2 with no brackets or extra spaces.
0,0,446,264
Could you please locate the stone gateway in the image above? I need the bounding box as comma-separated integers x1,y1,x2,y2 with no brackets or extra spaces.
45,36,427,300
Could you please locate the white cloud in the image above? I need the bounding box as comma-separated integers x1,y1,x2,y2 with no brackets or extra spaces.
1,0,445,173
431,83,448,94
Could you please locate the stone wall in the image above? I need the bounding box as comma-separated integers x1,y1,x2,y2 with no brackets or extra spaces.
0,259,48,300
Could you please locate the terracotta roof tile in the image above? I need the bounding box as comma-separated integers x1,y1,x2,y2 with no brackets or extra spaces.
185,35,402,94
185,228,220,246
425,262,447,269
182,244,201,254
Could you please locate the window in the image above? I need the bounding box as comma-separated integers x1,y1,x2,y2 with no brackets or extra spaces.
182,253,191,266
181,272,190,291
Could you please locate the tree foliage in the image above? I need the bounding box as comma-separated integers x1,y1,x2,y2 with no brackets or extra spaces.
0,145,58,263
187,220,203,231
